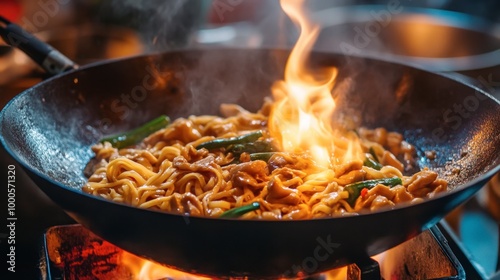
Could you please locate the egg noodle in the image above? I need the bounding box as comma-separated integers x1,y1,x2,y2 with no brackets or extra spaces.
83,99,447,219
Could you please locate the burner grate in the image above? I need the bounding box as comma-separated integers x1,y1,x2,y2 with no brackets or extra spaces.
39,224,465,280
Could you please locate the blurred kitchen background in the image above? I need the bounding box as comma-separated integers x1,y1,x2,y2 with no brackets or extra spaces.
1,0,499,279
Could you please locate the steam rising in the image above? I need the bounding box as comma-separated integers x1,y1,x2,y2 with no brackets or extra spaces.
99,0,204,50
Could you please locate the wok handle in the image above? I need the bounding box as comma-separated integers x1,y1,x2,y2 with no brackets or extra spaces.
0,15,78,76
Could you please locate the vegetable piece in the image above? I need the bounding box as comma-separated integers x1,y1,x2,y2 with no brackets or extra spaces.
363,157,383,170
226,140,277,165
100,115,170,149
227,140,277,155
369,147,380,162
196,131,263,151
344,177,402,207
249,152,275,162
226,152,276,165
364,147,383,170
219,202,260,218
360,188,369,198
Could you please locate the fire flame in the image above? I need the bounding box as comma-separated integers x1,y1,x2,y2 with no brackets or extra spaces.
269,0,362,167
120,249,351,280
119,1,365,279
120,250,210,280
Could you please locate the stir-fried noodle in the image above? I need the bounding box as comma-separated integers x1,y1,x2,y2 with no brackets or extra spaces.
83,100,447,219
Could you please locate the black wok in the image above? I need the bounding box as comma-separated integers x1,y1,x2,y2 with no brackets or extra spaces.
1,47,500,278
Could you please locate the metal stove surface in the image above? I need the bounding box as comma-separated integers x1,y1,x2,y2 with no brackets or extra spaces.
39,223,466,280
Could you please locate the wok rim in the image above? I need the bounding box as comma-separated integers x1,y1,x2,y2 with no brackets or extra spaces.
1,48,499,223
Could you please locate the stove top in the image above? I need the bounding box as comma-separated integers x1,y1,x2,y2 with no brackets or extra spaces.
38,223,470,280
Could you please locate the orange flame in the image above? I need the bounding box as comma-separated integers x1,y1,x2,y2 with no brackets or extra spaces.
269,0,362,167
120,248,349,280
119,250,349,280
120,250,210,280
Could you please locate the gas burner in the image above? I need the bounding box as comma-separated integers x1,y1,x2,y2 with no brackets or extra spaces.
39,223,467,280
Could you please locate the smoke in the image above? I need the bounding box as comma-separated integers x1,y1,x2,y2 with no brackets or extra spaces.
97,0,205,51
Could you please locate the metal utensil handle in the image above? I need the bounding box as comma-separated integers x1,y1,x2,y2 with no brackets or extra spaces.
0,15,78,75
